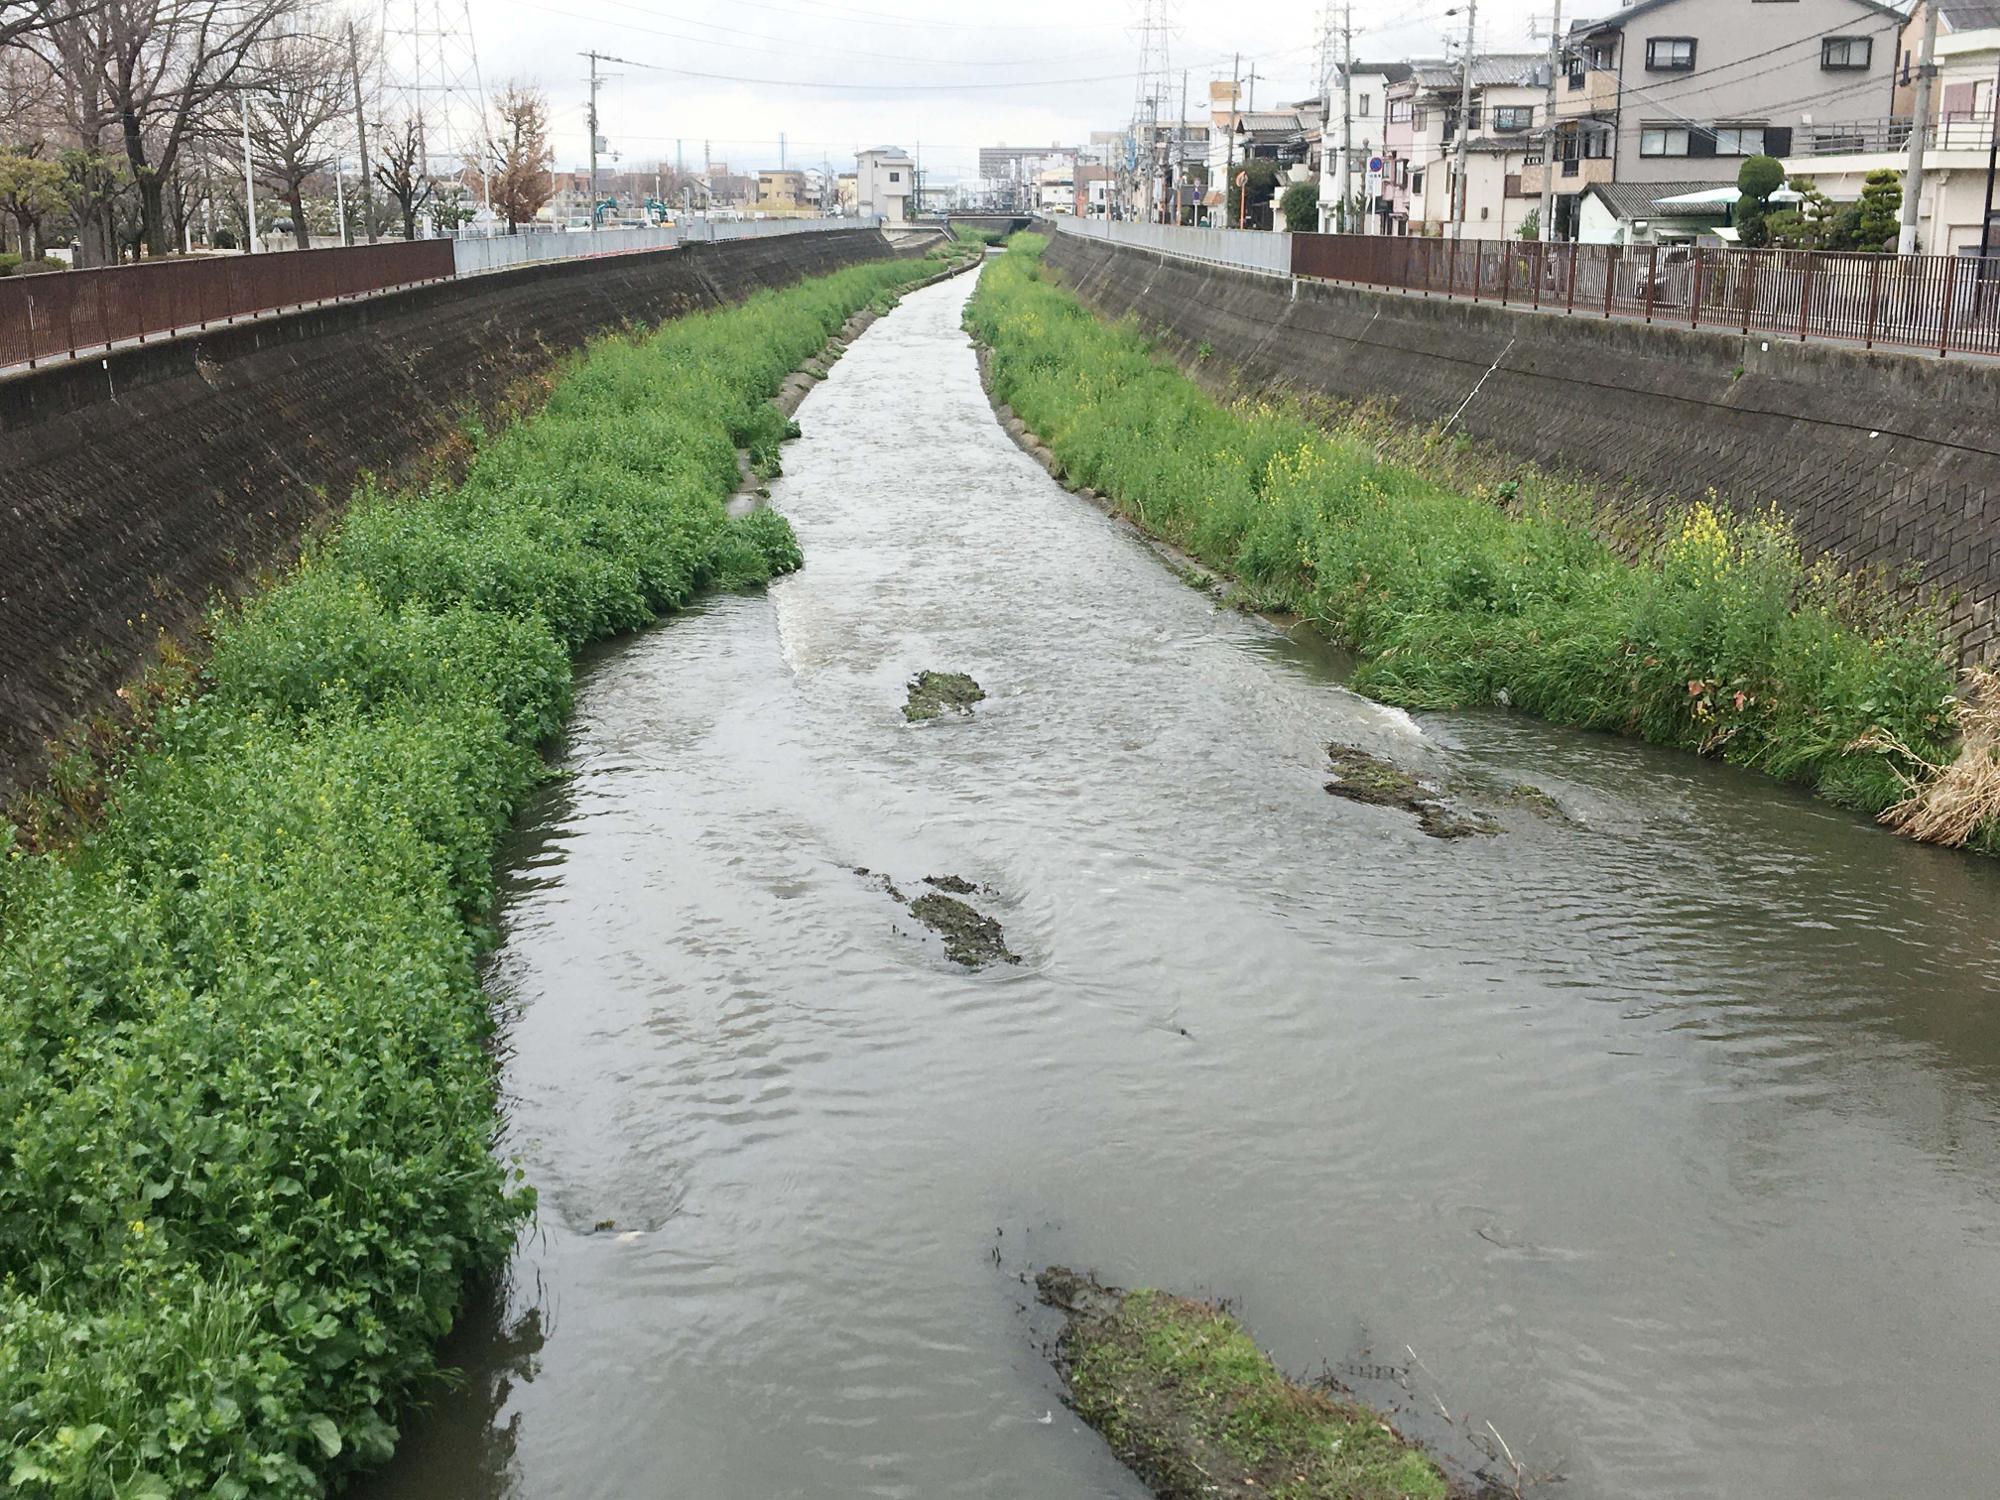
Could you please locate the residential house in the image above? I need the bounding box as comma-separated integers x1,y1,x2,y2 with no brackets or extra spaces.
1399,54,1547,238
1073,163,1114,217
1531,0,1904,238
1575,178,1741,242
755,169,808,213
1230,103,1321,228
1784,21,1999,255
1321,62,1415,230
835,172,858,215
855,146,914,222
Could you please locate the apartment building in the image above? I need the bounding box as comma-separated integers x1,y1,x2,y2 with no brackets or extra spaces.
1529,0,1904,237
755,169,808,213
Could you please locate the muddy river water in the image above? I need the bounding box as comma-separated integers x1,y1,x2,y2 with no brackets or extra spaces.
364,269,2000,1499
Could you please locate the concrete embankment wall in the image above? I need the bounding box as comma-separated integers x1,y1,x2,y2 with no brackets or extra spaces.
1041,230,2000,667
0,227,927,795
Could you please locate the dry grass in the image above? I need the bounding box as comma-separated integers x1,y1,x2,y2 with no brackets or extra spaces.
1859,668,2000,847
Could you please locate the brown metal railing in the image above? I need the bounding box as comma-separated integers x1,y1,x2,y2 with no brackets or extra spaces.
1289,233,2000,358
0,239,456,371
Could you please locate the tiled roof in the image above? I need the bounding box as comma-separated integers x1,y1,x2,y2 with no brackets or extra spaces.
1413,53,1546,90
1583,177,1735,220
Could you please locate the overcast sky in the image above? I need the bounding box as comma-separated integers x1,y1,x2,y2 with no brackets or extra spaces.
455,0,1559,183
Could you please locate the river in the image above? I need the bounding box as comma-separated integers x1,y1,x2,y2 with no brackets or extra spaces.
362,268,2000,1499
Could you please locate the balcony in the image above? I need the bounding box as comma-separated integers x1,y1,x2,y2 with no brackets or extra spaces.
1792,114,1991,158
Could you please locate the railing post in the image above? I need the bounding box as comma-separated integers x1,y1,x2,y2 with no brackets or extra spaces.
1565,241,1578,314
1740,249,1756,334
1531,241,1544,310
1604,245,1618,319
1939,255,1957,358
1447,237,1458,299
1689,247,1706,330
1501,242,1512,305
1865,255,1882,348
1644,246,1659,323
1797,252,1814,342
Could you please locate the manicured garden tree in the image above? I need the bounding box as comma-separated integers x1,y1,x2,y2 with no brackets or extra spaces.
1856,168,1902,250
1735,153,1785,248
1279,179,1319,232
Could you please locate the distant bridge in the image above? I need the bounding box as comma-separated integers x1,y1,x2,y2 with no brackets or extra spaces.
944,214,1033,237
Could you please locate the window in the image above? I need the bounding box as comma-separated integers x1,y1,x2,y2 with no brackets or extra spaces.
1583,130,1611,159
1640,126,1691,156
1389,98,1411,123
1492,106,1533,131
888,171,901,181
1821,36,1872,69
1711,125,1766,155
1566,52,1585,90
1358,93,1373,117
1645,37,1696,71
1396,158,1409,186
1410,168,1424,194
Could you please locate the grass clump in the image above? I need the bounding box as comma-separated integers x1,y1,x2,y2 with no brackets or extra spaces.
0,250,945,1499
1038,1268,1450,1500
968,236,1965,833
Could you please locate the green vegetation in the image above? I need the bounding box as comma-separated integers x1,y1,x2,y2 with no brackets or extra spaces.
1039,1268,1449,1500
970,235,1963,828
1734,153,1785,248
950,223,1005,246
1279,181,1320,233
0,249,962,1499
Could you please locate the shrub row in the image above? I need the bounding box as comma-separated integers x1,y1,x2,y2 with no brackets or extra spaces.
0,246,967,1498
967,234,1963,826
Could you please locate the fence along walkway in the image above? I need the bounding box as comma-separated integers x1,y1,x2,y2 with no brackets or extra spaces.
1,217,876,371
1049,216,2000,359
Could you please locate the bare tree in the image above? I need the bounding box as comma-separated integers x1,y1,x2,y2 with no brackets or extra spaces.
25,0,299,259
372,109,427,240
486,81,550,231
0,0,109,49
242,14,343,247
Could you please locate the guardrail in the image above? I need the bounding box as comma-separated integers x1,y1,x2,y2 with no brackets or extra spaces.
0,240,454,370
4,217,884,371
1052,216,1292,275
1288,234,2000,359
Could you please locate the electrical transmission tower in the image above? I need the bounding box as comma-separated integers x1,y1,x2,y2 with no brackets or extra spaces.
1128,0,1175,222
378,0,494,216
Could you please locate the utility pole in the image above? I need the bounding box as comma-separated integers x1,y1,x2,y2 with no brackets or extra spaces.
1247,63,1257,112
779,130,786,169
347,17,375,243
1538,0,1561,241
1898,0,1939,255
1451,0,1477,241
1340,1,1355,233
334,157,348,246
1177,68,1189,225
1976,48,1999,316
584,51,602,233
1224,51,1239,229
239,97,259,254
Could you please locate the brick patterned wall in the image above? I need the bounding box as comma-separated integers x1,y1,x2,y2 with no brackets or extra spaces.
0,229,917,797
1043,231,2000,668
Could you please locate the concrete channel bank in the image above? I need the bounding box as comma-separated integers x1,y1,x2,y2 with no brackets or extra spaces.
1039,226,2000,668
0,226,942,798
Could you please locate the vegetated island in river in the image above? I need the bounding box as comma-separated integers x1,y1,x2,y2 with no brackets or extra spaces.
0,237,984,1500
966,233,1998,854
1037,1267,1474,1500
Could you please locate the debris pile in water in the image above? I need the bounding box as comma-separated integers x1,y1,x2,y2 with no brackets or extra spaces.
1323,744,1499,841
904,671,986,722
